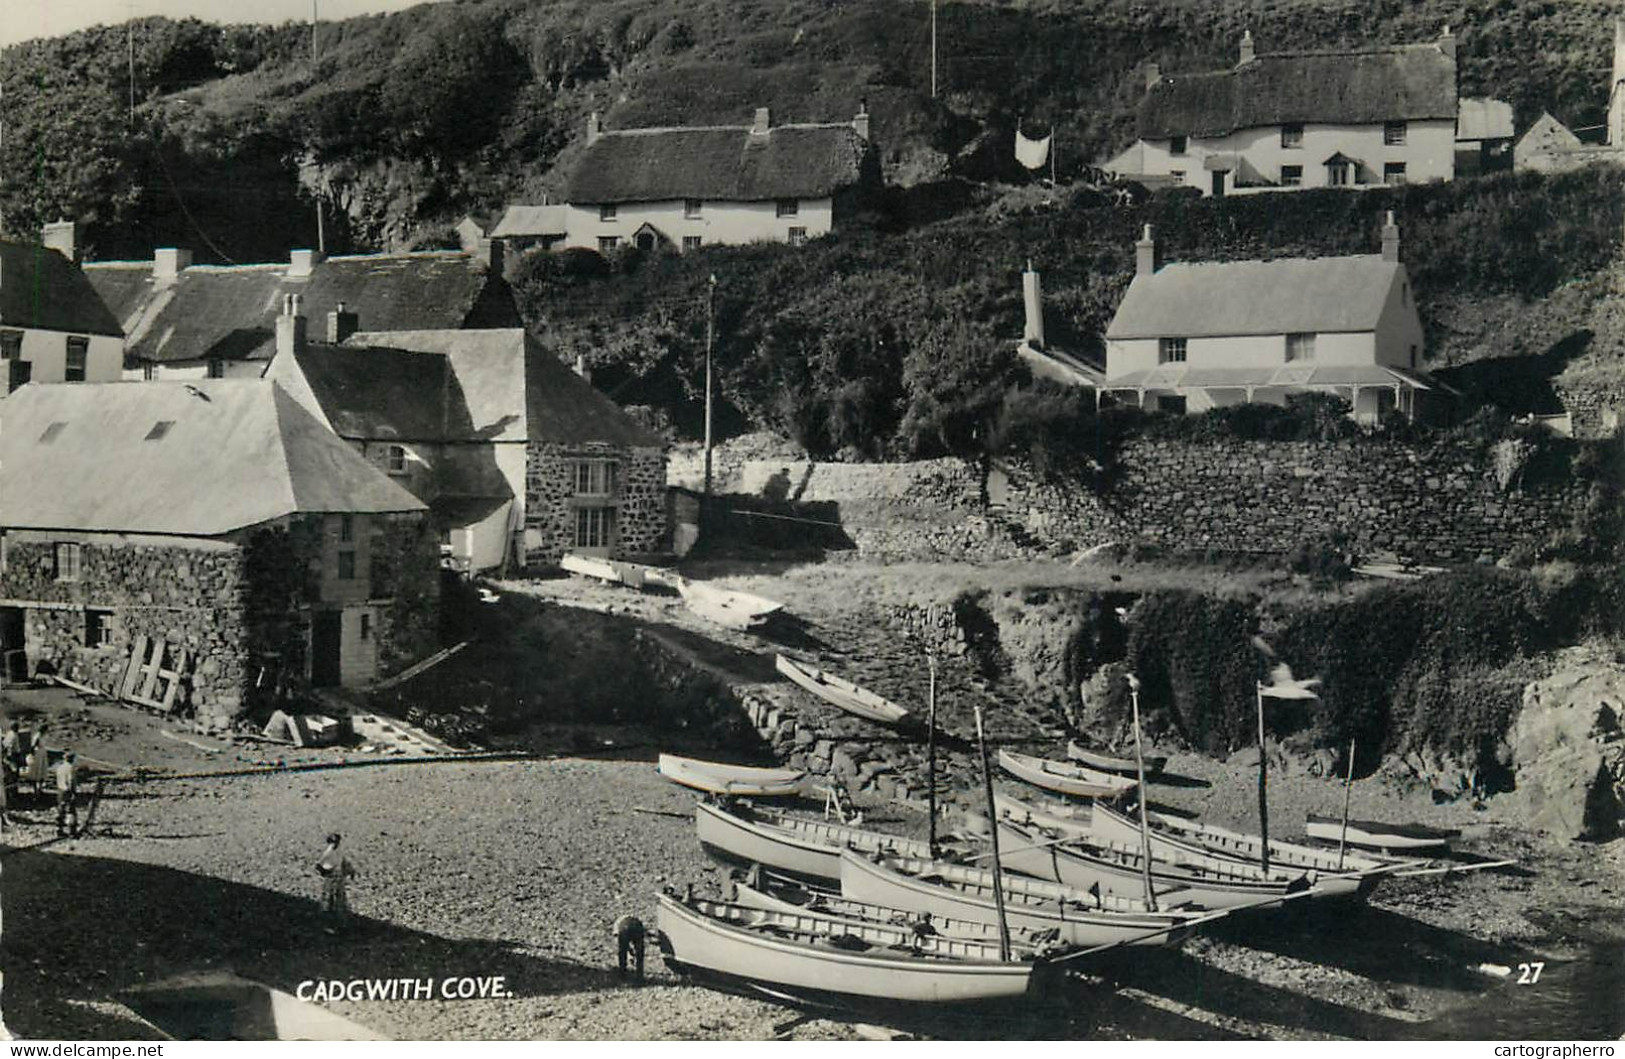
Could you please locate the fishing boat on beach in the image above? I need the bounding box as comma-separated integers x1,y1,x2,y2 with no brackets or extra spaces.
695,800,937,880
774,655,912,727
995,815,1371,910
560,553,676,590
658,754,806,798
1066,740,1167,776
998,749,1138,799
838,849,1199,949
655,891,1044,1003
674,578,785,630
1305,814,1460,853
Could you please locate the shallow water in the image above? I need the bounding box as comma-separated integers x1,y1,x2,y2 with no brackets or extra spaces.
1408,945,1625,1041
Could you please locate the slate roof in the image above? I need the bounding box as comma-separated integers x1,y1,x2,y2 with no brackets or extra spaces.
83,251,520,365
1105,255,1403,340
0,242,123,337
289,343,450,441
1138,44,1457,140
0,380,424,537
351,329,665,449
490,205,570,238
564,123,871,204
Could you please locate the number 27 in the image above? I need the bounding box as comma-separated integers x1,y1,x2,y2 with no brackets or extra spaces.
1517,962,1544,984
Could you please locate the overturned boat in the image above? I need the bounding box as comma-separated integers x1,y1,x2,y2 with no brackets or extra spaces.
659,754,805,798
775,654,912,727
998,749,1138,800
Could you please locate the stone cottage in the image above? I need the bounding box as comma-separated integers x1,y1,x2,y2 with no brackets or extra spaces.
263,309,669,571
0,379,440,722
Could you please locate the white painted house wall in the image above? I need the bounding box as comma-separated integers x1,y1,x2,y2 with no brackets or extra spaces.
564,197,833,251
1135,119,1455,194
7,330,122,385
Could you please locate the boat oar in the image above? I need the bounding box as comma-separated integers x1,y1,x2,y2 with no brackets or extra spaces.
1393,858,1516,878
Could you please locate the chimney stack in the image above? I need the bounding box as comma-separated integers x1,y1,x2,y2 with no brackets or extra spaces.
752,107,771,135
1437,24,1457,62
853,99,870,142
327,301,359,344
154,247,193,286
1239,29,1256,66
1143,62,1162,91
1021,262,1045,349
276,293,307,359
41,220,78,264
1135,224,1159,278
289,248,323,278
574,355,592,384
587,111,602,145
1381,211,1401,262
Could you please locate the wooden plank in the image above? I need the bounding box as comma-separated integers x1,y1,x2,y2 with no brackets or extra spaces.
120,635,150,700
138,638,165,702
157,650,188,713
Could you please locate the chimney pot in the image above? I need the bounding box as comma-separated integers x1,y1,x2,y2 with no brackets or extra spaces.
1022,265,1045,349
574,355,592,383
154,247,193,285
1437,24,1457,61
327,303,359,345
288,248,323,278
587,111,603,144
1381,212,1401,263
853,100,871,142
1239,29,1256,65
1135,225,1159,278
276,299,307,360
752,107,771,134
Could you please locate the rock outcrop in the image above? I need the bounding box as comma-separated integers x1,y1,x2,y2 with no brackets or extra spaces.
1512,663,1625,840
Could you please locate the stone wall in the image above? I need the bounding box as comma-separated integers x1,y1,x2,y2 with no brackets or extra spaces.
371,512,443,675
1552,373,1625,440
524,442,668,565
2,534,250,718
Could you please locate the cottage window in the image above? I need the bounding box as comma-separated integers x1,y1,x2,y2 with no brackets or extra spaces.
1383,162,1407,186
1384,121,1407,146
65,336,88,382
572,459,620,498
54,542,81,583
574,507,616,550
1286,333,1317,362
1281,124,1304,149
1158,337,1187,364
385,445,408,475
1169,170,1185,183
682,236,703,252
684,199,703,218
339,514,355,543
206,359,225,379
360,612,373,640
598,236,620,253
775,199,799,218
599,204,617,222
1279,164,1303,187
787,227,808,246
0,330,20,360
1168,135,1187,156
337,550,357,580
142,363,158,381
8,359,31,393
84,609,112,648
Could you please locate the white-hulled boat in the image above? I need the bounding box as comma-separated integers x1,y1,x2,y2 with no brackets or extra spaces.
838,850,1198,949
1305,814,1460,853
775,655,911,727
994,792,1393,878
560,553,676,590
996,816,1370,911
656,892,1041,1003
695,800,935,880
731,874,1059,951
998,749,1137,799
658,754,805,797
1066,740,1167,776
560,552,619,583
676,578,785,630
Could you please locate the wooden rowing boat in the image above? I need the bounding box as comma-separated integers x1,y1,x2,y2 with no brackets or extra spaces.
995,816,1371,911
997,749,1137,800
838,850,1198,949
656,892,1040,1003
676,578,785,630
995,792,1392,878
658,754,805,798
731,872,1061,952
561,553,678,591
775,655,911,727
1305,814,1460,853
1066,740,1167,776
695,800,935,880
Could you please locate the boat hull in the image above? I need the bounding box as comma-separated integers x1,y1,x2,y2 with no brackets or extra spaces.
1066,741,1167,776
658,754,804,798
775,655,911,726
656,894,1037,1003
695,801,933,881
678,581,784,630
998,749,1137,799
838,851,1194,948
1306,815,1458,852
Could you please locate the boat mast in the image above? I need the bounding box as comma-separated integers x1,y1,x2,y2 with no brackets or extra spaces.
1337,737,1356,870
927,649,939,858
703,273,717,505
973,704,1012,962
1255,681,1271,874
1125,673,1156,912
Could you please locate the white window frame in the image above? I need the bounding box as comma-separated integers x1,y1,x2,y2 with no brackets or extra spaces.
1327,161,1351,187
54,542,82,583
1383,162,1407,186
1279,164,1303,187
684,199,703,219
574,506,616,551
572,458,620,498
599,204,617,222
1286,332,1317,362
385,444,409,475
682,236,703,252
1281,124,1304,149
775,199,799,218
598,236,620,252
1158,337,1188,364
65,336,88,382
84,608,113,648
1384,121,1407,146
787,226,808,246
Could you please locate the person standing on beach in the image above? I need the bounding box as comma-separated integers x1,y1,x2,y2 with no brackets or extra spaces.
2,720,20,774
613,914,646,980
53,751,78,837
315,833,358,931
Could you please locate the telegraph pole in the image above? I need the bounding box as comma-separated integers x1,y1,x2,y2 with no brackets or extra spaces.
703,274,717,502
312,0,320,63
930,0,938,99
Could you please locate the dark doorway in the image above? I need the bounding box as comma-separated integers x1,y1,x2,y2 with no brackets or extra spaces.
1211,171,1226,197
0,607,24,683
311,611,341,688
